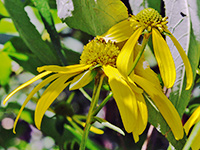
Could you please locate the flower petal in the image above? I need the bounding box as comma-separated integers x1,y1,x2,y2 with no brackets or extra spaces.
117,27,144,76
134,74,184,140
135,93,148,135
132,93,148,143
35,75,70,129
103,65,137,133
184,106,200,135
3,71,51,105
132,45,161,87
132,132,139,143
69,69,96,90
12,73,61,133
127,77,143,94
165,29,193,90
99,19,134,43
191,130,200,150
152,28,176,88
37,64,91,74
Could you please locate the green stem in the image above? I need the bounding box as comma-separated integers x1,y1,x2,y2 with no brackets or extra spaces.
67,117,83,134
79,74,104,150
92,92,113,116
66,92,75,104
79,88,92,102
128,33,150,76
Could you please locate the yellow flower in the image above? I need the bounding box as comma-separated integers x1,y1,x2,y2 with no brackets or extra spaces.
3,39,183,142
99,8,193,90
184,106,200,150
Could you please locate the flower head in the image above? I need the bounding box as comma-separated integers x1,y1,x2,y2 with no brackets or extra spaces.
100,8,193,90
3,39,183,142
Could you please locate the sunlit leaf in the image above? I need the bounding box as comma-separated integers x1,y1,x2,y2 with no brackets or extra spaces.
0,19,18,34
0,0,9,17
164,0,199,116
188,0,200,42
0,51,12,86
59,0,128,36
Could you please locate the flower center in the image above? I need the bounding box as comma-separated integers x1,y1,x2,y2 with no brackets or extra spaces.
130,8,168,32
80,39,120,67
136,8,162,25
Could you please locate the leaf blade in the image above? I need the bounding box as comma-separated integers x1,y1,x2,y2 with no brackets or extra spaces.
60,0,128,36
4,0,61,65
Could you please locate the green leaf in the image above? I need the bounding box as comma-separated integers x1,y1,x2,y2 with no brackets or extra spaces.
60,0,128,36
32,0,67,65
0,19,18,34
4,0,61,65
188,0,200,42
0,51,12,86
147,0,199,149
0,0,9,17
164,0,199,116
3,37,45,75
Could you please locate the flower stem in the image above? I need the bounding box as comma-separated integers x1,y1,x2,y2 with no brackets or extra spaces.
92,92,113,116
128,33,150,76
79,88,92,102
79,74,104,150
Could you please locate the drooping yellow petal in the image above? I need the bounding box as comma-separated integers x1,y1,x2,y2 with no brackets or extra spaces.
135,93,148,135
103,65,137,133
152,28,176,88
3,71,51,105
117,27,144,76
132,132,139,143
69,69,95,90
134,74,184,140
37,64,91,74
99,19,134,43
132,45,161,88
12,73,61,133
184,106,200,135
165,29,193,90
35,75,70,129
127,77,143,94
131,93,148,143
191,130,200,150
